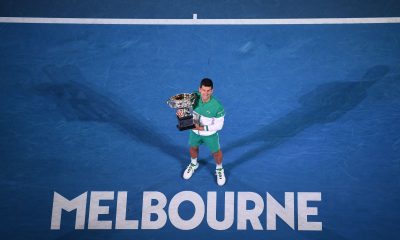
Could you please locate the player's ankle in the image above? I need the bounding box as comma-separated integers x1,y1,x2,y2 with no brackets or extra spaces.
216,163,223,169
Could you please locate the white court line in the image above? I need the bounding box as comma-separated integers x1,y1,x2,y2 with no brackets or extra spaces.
0,16,400,25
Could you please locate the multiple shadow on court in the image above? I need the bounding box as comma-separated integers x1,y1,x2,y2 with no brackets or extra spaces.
223,65,389,171
34,65,389,177
34,65,187,166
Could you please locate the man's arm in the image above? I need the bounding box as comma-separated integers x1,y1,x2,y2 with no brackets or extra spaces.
193,124,204,131
194,116,224,131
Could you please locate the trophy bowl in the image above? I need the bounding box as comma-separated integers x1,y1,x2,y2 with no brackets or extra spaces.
167,93,197,131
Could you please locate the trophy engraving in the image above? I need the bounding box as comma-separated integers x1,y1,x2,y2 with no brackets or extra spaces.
167,93,197,131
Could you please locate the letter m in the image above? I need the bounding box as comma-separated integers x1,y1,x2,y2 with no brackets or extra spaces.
50,192,87,230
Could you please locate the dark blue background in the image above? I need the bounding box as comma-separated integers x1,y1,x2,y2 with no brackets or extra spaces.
1,0,400,18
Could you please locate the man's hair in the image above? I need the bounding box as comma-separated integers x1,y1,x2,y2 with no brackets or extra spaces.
200,78,213,89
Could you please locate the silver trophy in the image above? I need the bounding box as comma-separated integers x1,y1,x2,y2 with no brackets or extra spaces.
167,93,197,131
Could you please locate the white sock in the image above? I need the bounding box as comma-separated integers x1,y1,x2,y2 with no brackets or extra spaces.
216,163,223,169
191,158,198,165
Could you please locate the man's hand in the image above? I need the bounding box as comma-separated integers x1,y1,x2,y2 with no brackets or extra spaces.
193,124,205,131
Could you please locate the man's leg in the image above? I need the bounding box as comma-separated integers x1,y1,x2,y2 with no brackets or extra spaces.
212,150,223,165
205,134,226,186
190,146,199,159
184,132,201,180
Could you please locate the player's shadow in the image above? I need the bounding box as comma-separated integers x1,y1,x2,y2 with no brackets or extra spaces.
34,65,187,164
224,65,390,173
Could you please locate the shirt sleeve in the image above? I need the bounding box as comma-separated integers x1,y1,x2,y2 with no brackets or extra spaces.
205,116,225,132
193,91,200,98
216,105,225,118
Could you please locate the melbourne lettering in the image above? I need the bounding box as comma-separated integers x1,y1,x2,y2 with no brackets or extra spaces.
50,191,322,231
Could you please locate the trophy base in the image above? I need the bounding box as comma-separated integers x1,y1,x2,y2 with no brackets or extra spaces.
177,116,195,131
177,124,195,131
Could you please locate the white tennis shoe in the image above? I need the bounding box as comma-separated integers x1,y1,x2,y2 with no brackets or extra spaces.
216,168,226,186
183,163,199,179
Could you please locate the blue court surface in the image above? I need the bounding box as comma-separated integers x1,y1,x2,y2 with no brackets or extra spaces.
1,1,400,240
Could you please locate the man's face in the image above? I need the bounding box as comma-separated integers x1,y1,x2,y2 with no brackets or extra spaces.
199,85,213,102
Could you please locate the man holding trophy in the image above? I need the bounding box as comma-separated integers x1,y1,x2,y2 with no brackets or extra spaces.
167,78,226,186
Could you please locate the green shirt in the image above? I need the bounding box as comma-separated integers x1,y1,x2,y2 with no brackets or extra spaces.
193,91,225,118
